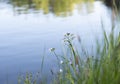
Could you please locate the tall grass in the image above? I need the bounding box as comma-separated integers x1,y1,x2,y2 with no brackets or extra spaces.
50,26,120,84
18,26,120,84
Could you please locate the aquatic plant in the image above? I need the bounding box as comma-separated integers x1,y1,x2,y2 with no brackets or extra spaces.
50,27,120,84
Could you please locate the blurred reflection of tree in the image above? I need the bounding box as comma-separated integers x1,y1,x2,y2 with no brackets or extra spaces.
9,0,94,16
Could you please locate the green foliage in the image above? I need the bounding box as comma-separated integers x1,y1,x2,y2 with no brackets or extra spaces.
18,72,40,84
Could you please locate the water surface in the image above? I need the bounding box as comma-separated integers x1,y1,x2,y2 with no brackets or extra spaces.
0,0,116,83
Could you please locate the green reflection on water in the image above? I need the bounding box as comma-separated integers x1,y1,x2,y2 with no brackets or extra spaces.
9,0,94,16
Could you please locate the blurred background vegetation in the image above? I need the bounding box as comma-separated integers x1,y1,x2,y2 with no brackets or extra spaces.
8,0,94,16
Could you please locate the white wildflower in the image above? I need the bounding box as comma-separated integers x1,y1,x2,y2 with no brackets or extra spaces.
60,60,63,64
69,61,72,65
49,48,55,52
59,69,63,73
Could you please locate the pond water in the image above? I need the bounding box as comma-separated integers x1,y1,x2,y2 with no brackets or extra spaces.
0,0,118,83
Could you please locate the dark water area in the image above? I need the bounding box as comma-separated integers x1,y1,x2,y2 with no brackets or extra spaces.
0,0,120,83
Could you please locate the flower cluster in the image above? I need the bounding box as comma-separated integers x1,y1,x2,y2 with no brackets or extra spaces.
49,48,55,52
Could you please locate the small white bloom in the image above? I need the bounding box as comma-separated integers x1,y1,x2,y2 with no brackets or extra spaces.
49,48,55,52
69,61,72,65
60,60,63,64
59,69,63,73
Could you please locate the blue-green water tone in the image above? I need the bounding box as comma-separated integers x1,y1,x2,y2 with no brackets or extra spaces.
0,0,117,84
